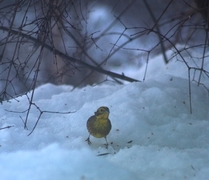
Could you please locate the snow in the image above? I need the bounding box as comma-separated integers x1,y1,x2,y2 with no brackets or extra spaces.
1,55,209,180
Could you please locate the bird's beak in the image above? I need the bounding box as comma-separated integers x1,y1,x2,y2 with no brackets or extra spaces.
105,108,110,114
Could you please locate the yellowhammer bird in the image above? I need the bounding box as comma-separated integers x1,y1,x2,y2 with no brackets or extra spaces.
86,106,112,147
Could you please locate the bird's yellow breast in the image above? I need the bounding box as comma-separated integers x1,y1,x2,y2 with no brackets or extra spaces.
94,115,109,128
86,106,111,139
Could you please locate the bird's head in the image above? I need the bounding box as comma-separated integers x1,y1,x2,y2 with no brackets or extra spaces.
95,106,110,118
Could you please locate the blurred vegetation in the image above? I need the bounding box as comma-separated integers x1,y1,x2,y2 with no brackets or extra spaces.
0,0,208,102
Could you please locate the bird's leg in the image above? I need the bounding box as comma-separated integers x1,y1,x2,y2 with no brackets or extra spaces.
104,137,109,148
85,134,92,145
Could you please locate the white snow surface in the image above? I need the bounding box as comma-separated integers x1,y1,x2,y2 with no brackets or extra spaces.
1,57,209,180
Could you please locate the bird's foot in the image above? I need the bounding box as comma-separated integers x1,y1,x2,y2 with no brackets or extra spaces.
104,143,108,149
85,137,92,145
104,137,109,149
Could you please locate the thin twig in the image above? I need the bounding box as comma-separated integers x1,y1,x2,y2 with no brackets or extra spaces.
0,125,14,130
0,26,139,83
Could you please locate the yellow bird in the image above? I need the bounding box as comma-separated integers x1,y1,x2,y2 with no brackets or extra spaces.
86,106,112,147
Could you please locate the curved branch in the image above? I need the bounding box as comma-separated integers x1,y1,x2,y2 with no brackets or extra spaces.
0,26,139,83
